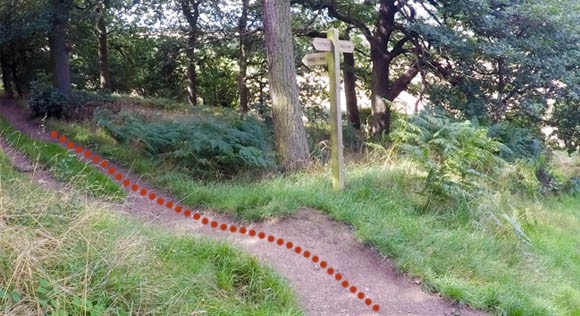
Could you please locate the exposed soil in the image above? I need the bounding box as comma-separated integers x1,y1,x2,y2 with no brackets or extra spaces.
0,97,487,316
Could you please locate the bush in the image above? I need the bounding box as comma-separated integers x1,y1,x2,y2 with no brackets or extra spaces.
390,112,504,203
28,85,70,118
96,111,274,178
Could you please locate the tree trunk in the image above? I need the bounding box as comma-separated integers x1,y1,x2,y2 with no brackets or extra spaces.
49,0,72,96
343,51,360,130
238,0,249,117
263,0,309,171
369,0,395,136
181,0,200,107
96,6,111,90
0,50,14,97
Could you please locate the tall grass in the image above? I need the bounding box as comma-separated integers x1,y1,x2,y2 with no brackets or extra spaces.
0,148,302,315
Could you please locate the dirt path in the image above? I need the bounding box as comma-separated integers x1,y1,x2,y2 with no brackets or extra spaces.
0,98,486,316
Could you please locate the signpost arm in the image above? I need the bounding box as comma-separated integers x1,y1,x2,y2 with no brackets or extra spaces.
327,28,345,191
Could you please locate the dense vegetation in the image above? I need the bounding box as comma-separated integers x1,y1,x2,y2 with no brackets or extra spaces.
1,0,579,315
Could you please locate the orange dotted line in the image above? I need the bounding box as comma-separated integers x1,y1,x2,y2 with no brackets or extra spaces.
50,130,380,313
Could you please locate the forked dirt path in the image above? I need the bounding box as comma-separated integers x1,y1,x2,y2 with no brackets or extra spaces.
0,98,486,316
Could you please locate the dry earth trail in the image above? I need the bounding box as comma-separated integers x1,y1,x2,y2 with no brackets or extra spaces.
0,98,486,316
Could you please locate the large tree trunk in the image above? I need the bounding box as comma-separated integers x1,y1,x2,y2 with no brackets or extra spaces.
263,0,309,171
369,0,395,136
49,0,72,96
181,0,200,107
96,5,111,90
238,0,249,117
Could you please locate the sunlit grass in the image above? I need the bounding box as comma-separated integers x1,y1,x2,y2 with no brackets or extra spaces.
0,147,302,316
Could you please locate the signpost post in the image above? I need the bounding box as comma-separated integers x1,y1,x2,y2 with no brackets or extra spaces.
302,29,352,191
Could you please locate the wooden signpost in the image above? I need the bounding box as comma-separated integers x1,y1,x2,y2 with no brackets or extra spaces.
302,29,353,191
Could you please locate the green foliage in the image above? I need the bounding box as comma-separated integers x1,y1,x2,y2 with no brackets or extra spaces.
552,96,580,154
487,122,544,162
96,111,274,178
28,84,70,118
390,112,503,203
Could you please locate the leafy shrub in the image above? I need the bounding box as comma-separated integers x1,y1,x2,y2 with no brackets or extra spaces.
487,122,544,162
390,112,504,203
96,111,274,178
28,84,70,118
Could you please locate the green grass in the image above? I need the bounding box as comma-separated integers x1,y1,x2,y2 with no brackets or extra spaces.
0,116,123,199
48,118,580,315
0,147,302,315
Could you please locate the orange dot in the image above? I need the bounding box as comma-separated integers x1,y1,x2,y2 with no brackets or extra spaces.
84,150,91,158
320,261,327,268
240,227,247,234
50,131,58,138
92,155,100,163
372,304,380,312
312,256,319,263
229,225,237,233
115,173,123,181
357,292,365,300
140,188,147,196
108,167,115,174
123,180,130,187
365,298,372,306
286,241,293,249
166,201,173,209
193,212,200,220
131,184,138,191
267,235,275,242
255,231,262,238
341,280,349,288
184,209,191,217
148,192,156,200
335,273,342,281
67,142,74,149
75,146,82,153
201,217,209,225
349,286,357,293
157,198,164,205
303,251,311,258
59,135,66,143
294,246,302,254
100,160,108,168
276,238,284,246
210,221,218,228
327,267,334,275
220,223,227,231
175,205,182,213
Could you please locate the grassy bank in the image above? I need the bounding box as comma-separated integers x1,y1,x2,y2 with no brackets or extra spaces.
49,117,580,315
0,146,302,315
0,116,123,199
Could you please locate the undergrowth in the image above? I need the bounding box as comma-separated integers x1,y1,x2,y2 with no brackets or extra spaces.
0,147,302,316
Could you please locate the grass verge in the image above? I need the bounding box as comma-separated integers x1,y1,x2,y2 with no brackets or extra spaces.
49,119,580,315
0,146,302,316
0,116,123,199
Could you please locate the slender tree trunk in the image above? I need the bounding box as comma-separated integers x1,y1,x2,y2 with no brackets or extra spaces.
263,0,309,171
343,49,360,129
49,0,72,96
0,50,14,97
96,5,111,90
238,0,249,117
181,0,200,107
